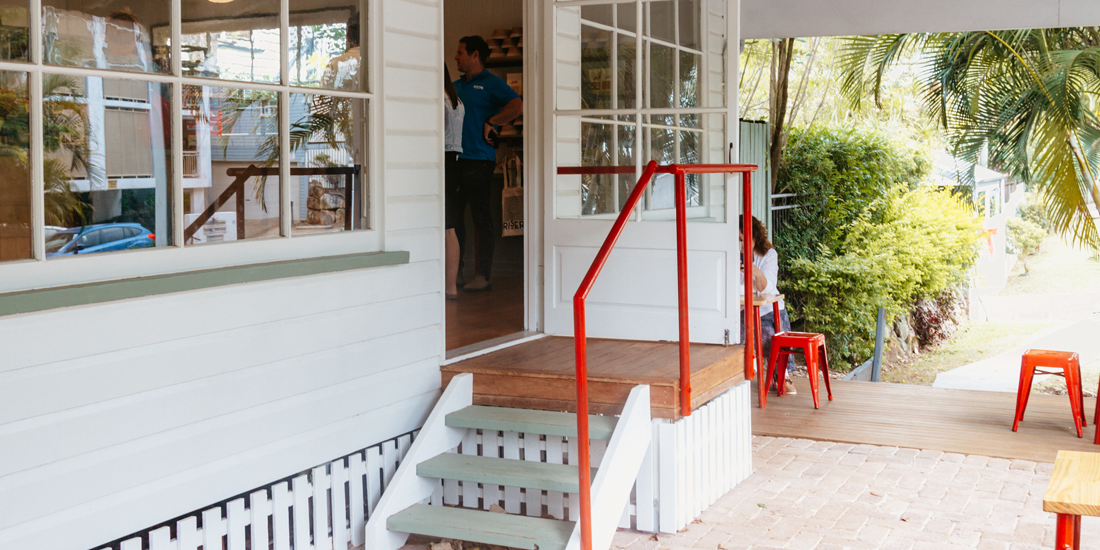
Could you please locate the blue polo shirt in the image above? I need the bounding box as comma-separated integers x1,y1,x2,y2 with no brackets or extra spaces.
454,70,520,161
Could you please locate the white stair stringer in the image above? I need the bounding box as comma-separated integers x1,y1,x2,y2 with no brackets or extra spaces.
565,385,652,550
365,373,473,550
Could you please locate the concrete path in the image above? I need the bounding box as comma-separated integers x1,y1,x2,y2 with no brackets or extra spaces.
612,436,1098,550
933,293,1100,392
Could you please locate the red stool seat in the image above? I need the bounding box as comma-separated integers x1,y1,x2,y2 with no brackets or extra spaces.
760,331,833,409
1013,349,1084,437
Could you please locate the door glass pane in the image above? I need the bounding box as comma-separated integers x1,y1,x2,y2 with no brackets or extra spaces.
681,129,701,206
617,3,637,34
581,25,612,110
0,0,28,61
647,1,675,43
0,70,29,262
678,0,700,49
289,1,362,91
43,0,170,73
290,92,367,234
617,123,637,211
182,84,280,244
617,34,636,110
581,4,612,26
648,42,674,109
181,0,280,83
43,74,171,258
581,120,615,215
679,50,700,109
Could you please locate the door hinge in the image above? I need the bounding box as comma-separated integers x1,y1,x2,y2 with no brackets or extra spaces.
724,329,730,346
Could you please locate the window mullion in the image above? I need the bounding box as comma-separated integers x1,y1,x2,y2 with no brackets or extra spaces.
279,0,291,237
29,0,43,259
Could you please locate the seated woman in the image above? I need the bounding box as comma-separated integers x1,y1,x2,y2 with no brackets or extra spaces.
740,215,796,394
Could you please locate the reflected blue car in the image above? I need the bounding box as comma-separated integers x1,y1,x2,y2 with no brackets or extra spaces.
45,223,155,257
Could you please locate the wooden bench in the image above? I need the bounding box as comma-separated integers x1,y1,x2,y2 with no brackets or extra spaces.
1044,450,1100,549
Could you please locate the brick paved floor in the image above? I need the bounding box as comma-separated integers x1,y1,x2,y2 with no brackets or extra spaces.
613,436,1100,550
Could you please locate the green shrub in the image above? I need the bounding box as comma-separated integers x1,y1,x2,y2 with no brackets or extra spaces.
776,126,930,263
1016,192,1052,232
784,187,982,370
1007,217,1046,256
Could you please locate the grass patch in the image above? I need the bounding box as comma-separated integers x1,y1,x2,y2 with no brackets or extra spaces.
999,234,1100,295
881,320,1059,385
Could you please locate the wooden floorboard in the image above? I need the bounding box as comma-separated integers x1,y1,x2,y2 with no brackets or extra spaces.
753,379,1099,463
442,336,745,419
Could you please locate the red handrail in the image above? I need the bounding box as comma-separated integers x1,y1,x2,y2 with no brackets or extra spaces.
557,161,758,550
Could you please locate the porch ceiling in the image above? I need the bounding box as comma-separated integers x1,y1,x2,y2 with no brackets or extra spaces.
742,0,1100,40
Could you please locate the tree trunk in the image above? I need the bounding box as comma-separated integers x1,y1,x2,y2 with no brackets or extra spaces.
769,38,795,193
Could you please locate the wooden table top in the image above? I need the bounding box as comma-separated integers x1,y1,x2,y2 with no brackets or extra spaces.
1044,450,1100,516
740,293,784,307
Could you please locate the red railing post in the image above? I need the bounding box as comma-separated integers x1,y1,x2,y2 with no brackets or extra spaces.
558,162,757,550
743,172,756,381
673,167,692,417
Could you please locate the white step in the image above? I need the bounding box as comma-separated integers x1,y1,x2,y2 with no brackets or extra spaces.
417,452,588,493
387,504,574,550
446,405,617,439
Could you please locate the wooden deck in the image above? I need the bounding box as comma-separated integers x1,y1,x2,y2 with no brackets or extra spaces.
441,336,745,420
753,379,1100,463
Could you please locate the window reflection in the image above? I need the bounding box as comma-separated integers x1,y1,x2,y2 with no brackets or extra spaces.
289,5,362,91
43,74,171,257
0,70,29,262
182,84,280,244
290,92,366,234
0,0,28,62
180,0,280,83
43,1,169,73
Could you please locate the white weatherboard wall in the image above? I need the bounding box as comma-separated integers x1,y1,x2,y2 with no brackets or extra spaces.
0,1,446,549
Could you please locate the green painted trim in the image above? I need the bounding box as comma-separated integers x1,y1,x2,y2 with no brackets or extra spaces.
0,250,410,317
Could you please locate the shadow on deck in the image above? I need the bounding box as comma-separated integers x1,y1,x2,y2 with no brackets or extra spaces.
752,379,1098,463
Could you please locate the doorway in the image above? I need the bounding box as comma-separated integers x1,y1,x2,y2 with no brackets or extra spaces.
444,1,529,353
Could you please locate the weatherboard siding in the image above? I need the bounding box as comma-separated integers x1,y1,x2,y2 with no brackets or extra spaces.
0,1,447,549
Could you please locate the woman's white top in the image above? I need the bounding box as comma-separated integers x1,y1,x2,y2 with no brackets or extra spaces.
742,248,786,316
444,97,464,153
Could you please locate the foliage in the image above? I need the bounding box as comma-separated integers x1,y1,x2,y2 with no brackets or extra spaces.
1017,191,1052,231
911,290,967,348
838,28,1100,252
775,125,930,263
1007,217,1047,256
784,186,982,370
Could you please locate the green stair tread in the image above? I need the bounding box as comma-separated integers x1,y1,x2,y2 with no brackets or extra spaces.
388,504,574,550
418,453,589,493
446,405,617,439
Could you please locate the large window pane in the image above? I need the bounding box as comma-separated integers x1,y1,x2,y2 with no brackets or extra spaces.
647,42,674,109
43,74,171,258
289,2,362,91
581,25,612,110
290,92,367,234
617,34,636,110
647,1,675,44
678,0,700,49
0,71,29,262
43,0,169,73
181,0,280,83
0,0,29,61
182,84,279,244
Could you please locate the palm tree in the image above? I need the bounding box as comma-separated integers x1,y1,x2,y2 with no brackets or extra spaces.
838,29,1100,250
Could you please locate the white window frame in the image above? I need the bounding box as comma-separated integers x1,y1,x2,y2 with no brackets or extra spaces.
554,0,726,221
0,0,381,295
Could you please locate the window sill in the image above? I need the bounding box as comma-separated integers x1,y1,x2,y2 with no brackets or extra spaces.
0,250,409,317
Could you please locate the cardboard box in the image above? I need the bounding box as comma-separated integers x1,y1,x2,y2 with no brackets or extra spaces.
506,73,523,95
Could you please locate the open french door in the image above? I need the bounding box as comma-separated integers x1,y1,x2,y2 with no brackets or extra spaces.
540,0,741,344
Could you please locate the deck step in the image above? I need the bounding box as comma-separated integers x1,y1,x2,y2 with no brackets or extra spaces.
388,504,574,550
418,453,587,493
446,405,617,440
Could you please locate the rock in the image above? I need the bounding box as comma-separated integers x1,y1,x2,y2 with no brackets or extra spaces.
488,504,506,514
429,542,453,550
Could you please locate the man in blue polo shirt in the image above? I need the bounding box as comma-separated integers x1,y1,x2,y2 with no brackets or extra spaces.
453,35,522,292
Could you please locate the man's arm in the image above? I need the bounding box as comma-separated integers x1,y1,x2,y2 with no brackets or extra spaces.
483,98,523,143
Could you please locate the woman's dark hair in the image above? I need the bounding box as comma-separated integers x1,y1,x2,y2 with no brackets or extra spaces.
444,65,459,109
459,35,491,66
739,215,774,256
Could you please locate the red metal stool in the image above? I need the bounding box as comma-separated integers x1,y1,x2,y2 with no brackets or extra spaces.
1013,349,1084,438
760,331,833,409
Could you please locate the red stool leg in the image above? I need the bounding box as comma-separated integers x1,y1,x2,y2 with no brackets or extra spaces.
806,344,821,409
818,342,833,401
1094,377,1100,445
1014,358,1036,431
772,302,781,333
775,351,791,396
1066,362,1084,438
1075,361,1087,428
760,340,782,409
755,309,764,377
1055,513,1081,550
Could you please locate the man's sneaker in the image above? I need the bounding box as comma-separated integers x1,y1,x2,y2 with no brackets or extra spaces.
784,379,798,395
463,275,492,292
